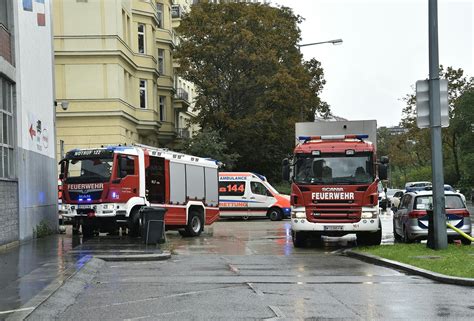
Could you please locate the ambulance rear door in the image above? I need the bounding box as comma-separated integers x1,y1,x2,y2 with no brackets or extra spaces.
218,179,249,217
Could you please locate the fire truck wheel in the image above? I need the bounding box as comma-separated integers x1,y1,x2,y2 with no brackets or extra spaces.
184,212,203,237
292,230,307,248
402,225,414,244
358,229,382,246
358,221,382,246
268,208,283,221
128,208,141,237
242,216,249,221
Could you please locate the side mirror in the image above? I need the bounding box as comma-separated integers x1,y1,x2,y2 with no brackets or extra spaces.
282,158,290,181
59,160,66,179
378,164,388,180
380,156,389,164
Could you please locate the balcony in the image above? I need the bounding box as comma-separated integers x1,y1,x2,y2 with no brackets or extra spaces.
174,88,189,102
171,5,184,19
176,128,190,139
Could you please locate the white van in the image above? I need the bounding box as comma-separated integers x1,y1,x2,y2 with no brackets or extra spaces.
218,172,291,221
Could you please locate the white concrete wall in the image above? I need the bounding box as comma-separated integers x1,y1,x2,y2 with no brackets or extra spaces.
15,0,57,241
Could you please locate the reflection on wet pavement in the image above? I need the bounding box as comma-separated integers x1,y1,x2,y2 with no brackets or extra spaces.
168,212,395,256
0,231,162,318
3,207,465,318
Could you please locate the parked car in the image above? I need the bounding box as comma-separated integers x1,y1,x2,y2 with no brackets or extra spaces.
386,188,403,207
390,190,405,209
393,190,472,245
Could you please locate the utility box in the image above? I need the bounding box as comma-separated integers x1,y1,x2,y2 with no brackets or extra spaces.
141,207,167,245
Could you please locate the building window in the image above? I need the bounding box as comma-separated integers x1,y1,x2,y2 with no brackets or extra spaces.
0,77,15,179
137,23,145,54
139,80,147,108
157,3,163,28
159,96,166,121
158,49,164,74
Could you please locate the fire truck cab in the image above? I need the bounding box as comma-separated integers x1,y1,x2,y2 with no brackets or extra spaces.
283,121,389,247
58,144,220,238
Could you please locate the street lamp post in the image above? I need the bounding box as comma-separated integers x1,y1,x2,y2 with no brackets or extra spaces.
297,39,343,48
296,38,343,121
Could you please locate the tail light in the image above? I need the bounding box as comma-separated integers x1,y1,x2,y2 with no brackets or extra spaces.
450,209,470,217
408,210,426,218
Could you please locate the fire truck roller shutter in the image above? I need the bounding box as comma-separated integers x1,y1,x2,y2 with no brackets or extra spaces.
170,162,186,204
186,165,205,201
205,167,218,207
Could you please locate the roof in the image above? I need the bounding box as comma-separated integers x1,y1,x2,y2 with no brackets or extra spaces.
405,190,460,197
66,145,219,168
295,140,374,154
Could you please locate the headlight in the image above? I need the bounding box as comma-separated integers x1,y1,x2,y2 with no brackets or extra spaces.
361,207,378,219
361,212,376,219
291,207,306,219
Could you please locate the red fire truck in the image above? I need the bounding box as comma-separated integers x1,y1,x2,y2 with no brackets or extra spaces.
282,121,388,247
58,144,220,238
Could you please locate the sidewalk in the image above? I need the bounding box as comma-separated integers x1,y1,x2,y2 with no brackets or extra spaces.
0,233,84,318
0,231,164,319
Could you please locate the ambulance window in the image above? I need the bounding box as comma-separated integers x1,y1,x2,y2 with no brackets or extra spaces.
251,182,271,196
219,181,245,196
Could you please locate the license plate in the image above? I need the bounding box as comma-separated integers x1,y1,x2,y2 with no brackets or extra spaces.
324,225,343,231
78,205,92,209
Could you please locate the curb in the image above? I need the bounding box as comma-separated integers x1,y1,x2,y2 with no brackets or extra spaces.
95,251,171,262
6,256,100,321
344,249,474,286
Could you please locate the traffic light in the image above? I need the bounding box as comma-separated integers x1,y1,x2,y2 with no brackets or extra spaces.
416,79,449,129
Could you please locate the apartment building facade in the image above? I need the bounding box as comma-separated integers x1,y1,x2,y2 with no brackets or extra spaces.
0,0,57,246
53,0,193,157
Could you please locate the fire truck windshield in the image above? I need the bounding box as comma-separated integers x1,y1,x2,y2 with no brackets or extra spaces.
66,157,114,183
294,153,374,185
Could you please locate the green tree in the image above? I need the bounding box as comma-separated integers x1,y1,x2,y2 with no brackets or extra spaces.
399,66,473,186
175,2,328,180
175,129,240,170
451,88,474,191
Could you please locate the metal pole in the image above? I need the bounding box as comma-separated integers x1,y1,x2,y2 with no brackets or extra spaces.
298,39,343,48
428,0,447,249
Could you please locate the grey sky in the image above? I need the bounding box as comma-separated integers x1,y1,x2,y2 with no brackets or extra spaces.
272,0,473,127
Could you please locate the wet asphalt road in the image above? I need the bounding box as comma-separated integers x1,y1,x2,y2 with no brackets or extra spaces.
18,209,474,321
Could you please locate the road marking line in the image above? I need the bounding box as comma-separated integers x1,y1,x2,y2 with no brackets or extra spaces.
0,307,34,315
228,263,240,274
268,305,285,318
247,282,264,296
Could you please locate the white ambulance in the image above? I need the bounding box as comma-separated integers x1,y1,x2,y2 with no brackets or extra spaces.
218,172,291,221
